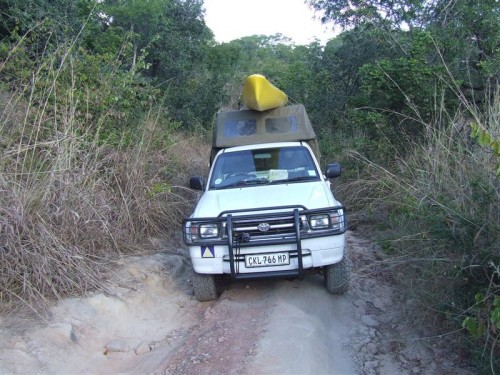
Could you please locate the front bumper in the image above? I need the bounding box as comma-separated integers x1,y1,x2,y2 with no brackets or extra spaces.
189,234,345,275
184,205,347,279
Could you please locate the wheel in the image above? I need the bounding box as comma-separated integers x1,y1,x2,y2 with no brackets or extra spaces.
324,247,350,294
192,272,218,301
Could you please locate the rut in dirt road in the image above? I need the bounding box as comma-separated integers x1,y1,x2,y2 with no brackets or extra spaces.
159,232,369,374
159,231,475,375
161,283,275,375
161,276,355,375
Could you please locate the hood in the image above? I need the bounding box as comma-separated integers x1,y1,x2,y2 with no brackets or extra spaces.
192,182,337,217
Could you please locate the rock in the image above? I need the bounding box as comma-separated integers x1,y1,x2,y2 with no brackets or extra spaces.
12,340,28,351
401,343,434,363
362,315,379,327
165,255,185,278
353,299,367,308
134,342,152,355
372,298,386,311
364,360,380,371
39,323,77,344
105,339,130,353
352,342,363,351
366,342,379,355
87,293,125,316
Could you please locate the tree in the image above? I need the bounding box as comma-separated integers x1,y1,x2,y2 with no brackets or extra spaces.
426,0,499,90
307,0,426,30
99,0,215,126
307,0,498,149
302,24,399,139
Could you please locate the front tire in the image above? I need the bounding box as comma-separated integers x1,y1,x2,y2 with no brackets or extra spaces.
324,247,350,294
192,272,218,301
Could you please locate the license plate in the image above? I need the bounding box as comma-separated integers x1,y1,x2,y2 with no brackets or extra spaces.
245,252,290,268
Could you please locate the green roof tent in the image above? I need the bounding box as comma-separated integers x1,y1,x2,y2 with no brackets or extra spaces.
211,104,320,164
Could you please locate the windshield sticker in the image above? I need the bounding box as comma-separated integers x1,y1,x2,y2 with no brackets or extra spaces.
269,169,288,181
214,178,222,185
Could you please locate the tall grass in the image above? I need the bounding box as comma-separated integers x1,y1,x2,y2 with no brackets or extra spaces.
0,35,209,312
339,83,499,371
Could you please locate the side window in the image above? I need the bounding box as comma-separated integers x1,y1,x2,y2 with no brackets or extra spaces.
265,116,298,134
223,119,257,137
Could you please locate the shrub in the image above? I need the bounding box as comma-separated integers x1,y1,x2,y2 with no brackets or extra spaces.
339,84,499,372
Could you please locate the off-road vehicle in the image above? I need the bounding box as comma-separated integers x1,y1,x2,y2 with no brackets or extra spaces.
183,104,349,301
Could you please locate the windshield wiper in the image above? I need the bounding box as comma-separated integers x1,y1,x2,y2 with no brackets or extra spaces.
243,177,269,185
213,177,269,190
268,175,317,184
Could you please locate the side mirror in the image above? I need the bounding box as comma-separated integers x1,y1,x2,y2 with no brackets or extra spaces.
189,176,204,190
325,163,341,179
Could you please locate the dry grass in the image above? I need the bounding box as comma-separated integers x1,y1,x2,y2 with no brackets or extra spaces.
0,105,209,310
0,40,211,311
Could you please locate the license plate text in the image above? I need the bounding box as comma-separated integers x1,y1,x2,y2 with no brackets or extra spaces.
245,252,290,268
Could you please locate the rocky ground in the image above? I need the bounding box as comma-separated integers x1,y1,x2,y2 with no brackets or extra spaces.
0,231,476,374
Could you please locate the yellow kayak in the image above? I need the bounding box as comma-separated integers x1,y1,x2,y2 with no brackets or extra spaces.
241,74,288,111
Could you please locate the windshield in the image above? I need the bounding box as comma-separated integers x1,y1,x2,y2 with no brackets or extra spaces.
208,146,320,190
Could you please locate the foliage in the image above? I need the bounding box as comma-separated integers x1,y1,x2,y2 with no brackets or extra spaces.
307,0,426,29
358,46,437,141
339,82,500,372
0,35,157,144
0,0,88,37
471,123,500,176
307,6,499,371
305,25,399,141
100,0,217,126
1,1,499,371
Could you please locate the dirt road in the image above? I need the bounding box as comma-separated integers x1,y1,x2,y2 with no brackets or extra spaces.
162,277,356,374
0,232,472,374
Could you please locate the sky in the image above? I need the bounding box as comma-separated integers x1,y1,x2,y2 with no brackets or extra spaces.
203,0,339,45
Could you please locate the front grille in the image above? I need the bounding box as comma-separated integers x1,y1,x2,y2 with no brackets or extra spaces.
232,214,301,241
183,205,346,246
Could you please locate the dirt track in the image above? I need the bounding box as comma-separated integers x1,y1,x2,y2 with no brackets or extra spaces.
0,231,474,374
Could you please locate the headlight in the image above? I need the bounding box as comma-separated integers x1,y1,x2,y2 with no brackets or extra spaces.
199,223,219,239
184,221,224,244
309,214,330,229
307,210,345,232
